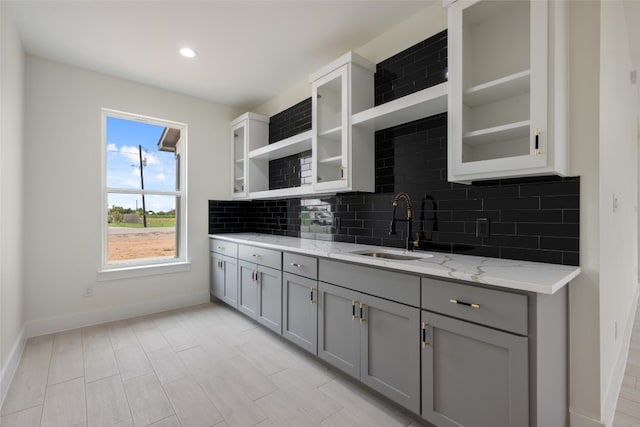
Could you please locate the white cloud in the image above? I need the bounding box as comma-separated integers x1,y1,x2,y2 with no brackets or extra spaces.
107,143,117,153
119,145,162,168
155,173,166,181
119,145,140,163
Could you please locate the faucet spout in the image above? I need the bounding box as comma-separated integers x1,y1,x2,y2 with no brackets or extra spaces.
389,192,414,251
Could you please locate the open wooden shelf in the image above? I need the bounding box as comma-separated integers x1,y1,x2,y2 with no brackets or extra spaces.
248,130,312,161
352,82,448,131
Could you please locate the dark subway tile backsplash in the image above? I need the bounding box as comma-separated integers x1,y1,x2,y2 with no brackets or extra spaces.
269,150,312,190
208,30,580,266
375,29,447,106
268,98,312,144
209,112,580,266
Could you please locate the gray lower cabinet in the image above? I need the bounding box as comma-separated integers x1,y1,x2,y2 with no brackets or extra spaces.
282,272,317,354
210,252,238,308
318,282,361,377
238,260,282,334
421,310,529,427
210,252,224,299
318,281,420,413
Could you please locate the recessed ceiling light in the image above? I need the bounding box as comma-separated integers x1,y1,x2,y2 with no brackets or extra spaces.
179,47,196,58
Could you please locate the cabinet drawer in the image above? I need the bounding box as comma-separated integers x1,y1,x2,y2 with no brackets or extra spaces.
421,277,527,335
283,252,318,280
238,244,281,270
319,259,420,307
210,239,238,257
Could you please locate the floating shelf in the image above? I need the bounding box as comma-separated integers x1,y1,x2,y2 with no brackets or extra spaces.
235,158,244,163
249,185,314,200
351,82,448,131
249,130,312,160
234,176,245,181
464,70,530,107
463,120,530,146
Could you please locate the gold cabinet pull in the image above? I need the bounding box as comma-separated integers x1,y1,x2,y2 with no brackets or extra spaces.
449,299,480,309
310,288,315,304
359,303,366,324
534,129,541,156
352,299,358,320
290,263,303,268
421,321,430,348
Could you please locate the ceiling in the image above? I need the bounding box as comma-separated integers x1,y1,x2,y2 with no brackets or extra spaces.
7,0,432,111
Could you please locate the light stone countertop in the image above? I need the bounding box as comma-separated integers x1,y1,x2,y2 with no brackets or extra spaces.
209,233,581,295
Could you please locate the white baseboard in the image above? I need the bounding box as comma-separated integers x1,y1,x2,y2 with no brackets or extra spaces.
570,410,605,427
0,326,26,410
25,291,210,338
602,283,640,427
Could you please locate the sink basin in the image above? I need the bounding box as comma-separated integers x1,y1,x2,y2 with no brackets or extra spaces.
350,249,433,261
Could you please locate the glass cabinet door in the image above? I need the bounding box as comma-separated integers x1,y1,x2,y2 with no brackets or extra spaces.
449,0,548,181
312,65,349,191
231,122,246,198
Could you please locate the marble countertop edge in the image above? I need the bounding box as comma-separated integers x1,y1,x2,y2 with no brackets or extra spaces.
209,233,581,295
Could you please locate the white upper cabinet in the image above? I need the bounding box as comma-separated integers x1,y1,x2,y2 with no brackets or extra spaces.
447,0,568,183
230,112,269,199
310,52,376,193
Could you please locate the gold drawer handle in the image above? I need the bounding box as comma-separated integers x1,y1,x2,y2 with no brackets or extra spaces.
449,299,480,309
421,322,429,348
290,263,303,268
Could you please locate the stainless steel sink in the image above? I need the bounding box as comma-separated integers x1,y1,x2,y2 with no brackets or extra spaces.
350,249,433,261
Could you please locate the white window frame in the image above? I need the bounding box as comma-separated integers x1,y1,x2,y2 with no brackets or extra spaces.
98,108,190,281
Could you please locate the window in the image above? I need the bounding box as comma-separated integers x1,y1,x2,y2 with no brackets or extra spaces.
99,109,188,279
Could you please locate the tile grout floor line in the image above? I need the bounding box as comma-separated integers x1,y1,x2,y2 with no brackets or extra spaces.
1,301,426,427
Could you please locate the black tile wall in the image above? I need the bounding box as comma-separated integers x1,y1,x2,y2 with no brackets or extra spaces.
268,98,312,144
209,112,580,266
269,150,312,190
375,29,448,106
209,199,298,236
208,30,580,266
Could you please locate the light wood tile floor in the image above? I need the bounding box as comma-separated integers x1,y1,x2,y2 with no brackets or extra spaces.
614,305,640,427
1,302,427,427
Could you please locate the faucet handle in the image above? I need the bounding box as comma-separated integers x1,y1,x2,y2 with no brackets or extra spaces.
413,232,421,248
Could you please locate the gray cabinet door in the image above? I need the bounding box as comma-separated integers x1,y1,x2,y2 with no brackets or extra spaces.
421,310,529,427
210,252,225,299
238,260,258,318
256,265,282,334
360,294,420,414
282,273,317,354
317,282,360,379
222,255,238,308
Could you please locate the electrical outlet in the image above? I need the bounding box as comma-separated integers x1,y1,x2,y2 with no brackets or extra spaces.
476,218,490,238
83,286,94,298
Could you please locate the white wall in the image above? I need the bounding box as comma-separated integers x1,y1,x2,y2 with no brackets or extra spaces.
568,3,602,423
568,1,640,425
253,3,447,117
23,56,239,333
0,1,26,399
598,1,639,423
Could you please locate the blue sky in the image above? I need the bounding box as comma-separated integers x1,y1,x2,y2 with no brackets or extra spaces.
106,117,177,213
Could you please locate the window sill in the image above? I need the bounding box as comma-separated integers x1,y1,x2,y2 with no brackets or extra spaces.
97,261,191,281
